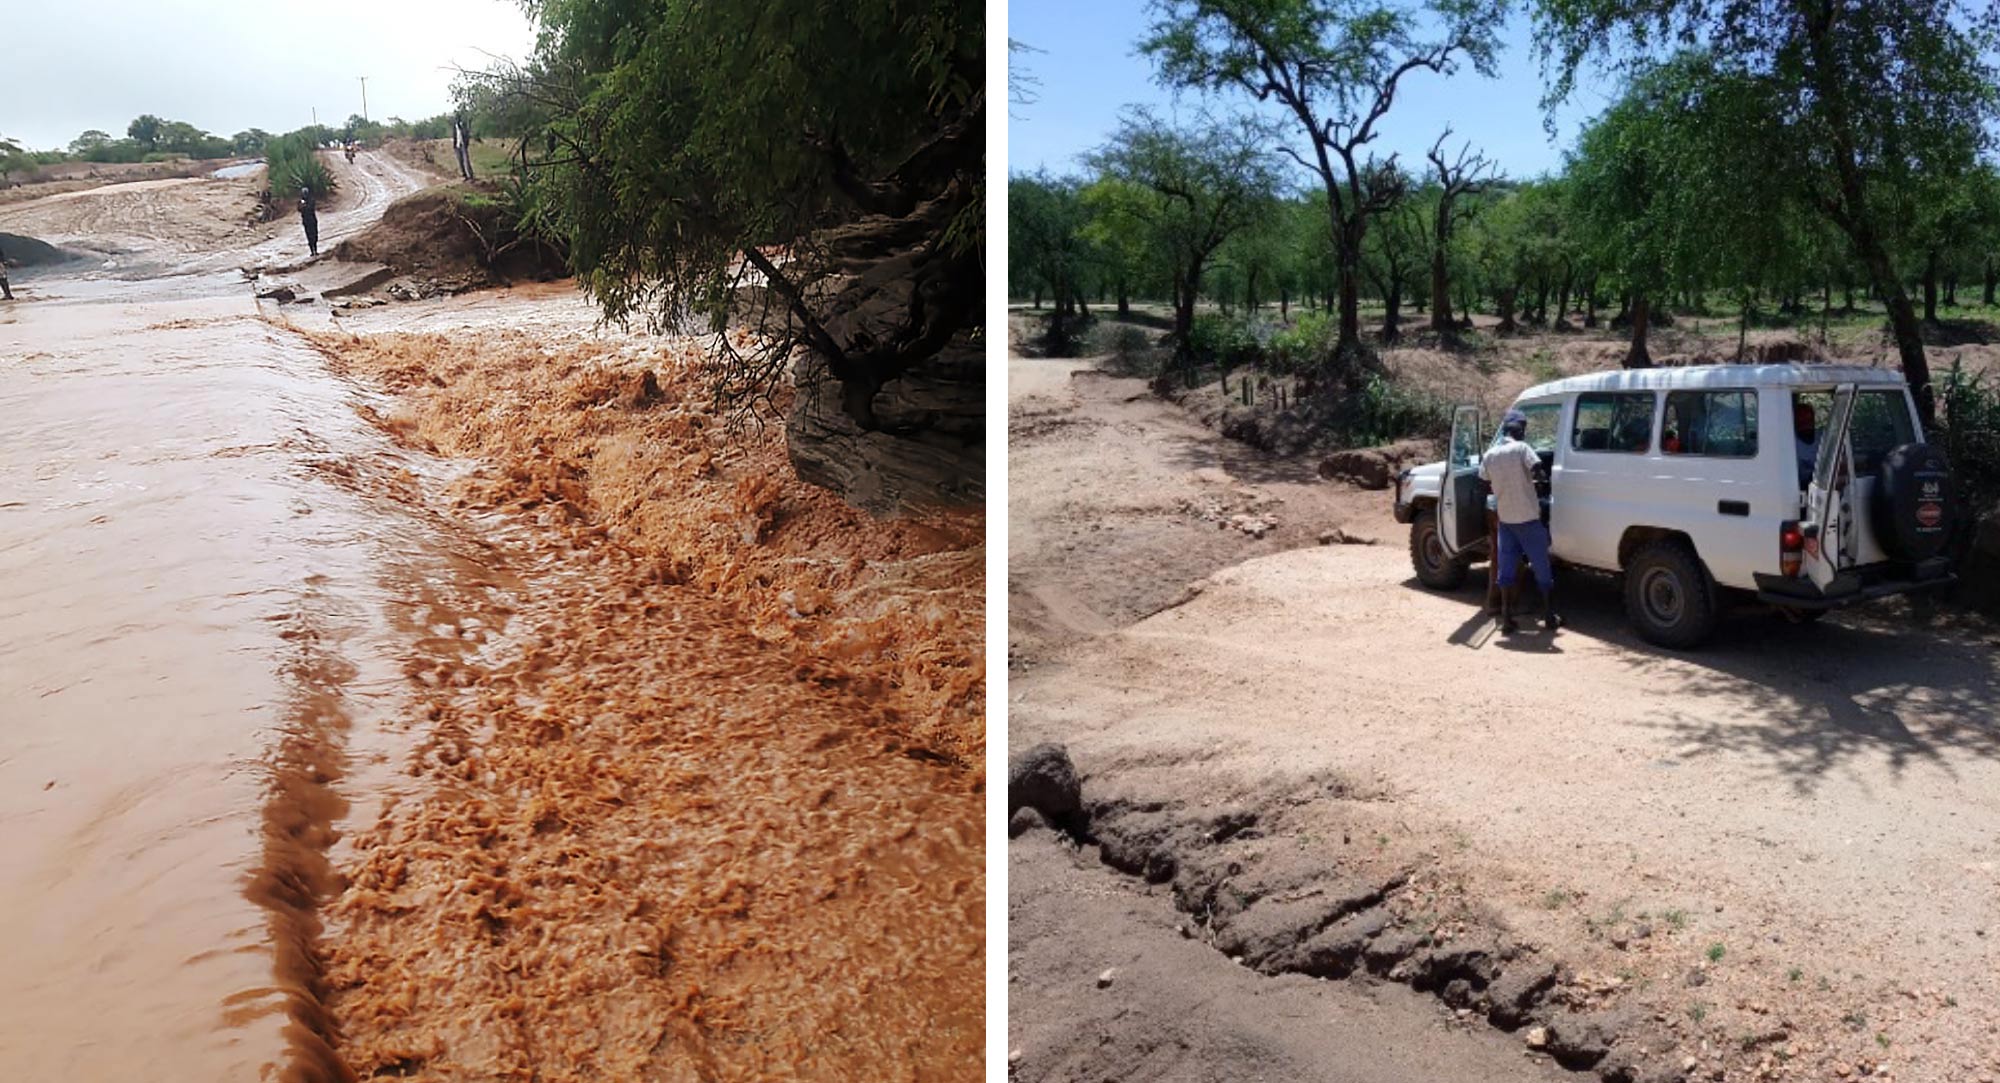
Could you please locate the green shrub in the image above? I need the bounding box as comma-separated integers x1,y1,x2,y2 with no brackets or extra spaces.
1939,360,2000,508
1269,311,1335,373
1323,374,1453,448
265,132,336,201
1187,312,1264,369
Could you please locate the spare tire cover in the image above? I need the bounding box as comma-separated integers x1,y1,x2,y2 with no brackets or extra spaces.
1872,442,1952,562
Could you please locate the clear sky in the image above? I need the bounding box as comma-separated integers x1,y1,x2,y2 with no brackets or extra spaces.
1008,0,1614,185
2,0,539,151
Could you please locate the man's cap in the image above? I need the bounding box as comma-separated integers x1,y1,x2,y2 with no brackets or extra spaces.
1502,409,1529,428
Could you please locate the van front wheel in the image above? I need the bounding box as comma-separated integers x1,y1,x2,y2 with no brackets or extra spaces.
1624,540,1718,649
1410,508,1470,590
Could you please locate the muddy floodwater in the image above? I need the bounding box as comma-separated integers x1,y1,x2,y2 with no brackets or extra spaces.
0,272,462,1075
0,158,982,1081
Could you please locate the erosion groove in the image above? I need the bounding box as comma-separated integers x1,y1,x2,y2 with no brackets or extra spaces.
1072,794,1688,1083
250,592,361,1083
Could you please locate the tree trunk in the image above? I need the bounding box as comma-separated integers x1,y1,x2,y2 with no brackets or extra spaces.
1945,275,1958,308
1554,272,1573,330
1117,281,1131,319
1583,277,1599,328
1337,249,1362,355
1496,285,1518,335
1382,282,1402,344
1626,293,1653,369
1985,255,1997,306
1843,280,1855,312
1922,250,1939,324
1033,287,1042,310
1430,246,1454,333
1280,287,1290,321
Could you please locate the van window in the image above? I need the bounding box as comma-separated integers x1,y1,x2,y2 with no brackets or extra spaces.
1849,390,1917,475
1662,390,1758,457
1571,392,1654,453
1493,402,1561,454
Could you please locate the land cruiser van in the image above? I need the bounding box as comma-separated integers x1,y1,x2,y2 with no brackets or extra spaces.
1392,365,1955,647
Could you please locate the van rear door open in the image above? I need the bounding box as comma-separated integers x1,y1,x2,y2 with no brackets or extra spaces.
1802,384,1858,591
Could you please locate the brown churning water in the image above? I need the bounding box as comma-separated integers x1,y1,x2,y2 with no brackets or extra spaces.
0,272,460,1078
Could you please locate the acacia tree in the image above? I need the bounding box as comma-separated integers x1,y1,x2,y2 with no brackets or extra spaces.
482,0,981,444
1534,0,2000,425
1426,128,1495,332
1010,172,1091,340
1363,184,1429,341
1143,0,1505,380
1084,109,1279,356
127,115,162,152
1079,176,1162,318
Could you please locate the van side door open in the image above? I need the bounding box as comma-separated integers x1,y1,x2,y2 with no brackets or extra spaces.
1802,384,1858,590
1437,404,1486,557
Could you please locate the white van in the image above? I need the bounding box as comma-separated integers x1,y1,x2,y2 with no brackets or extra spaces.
1393,365,1955,647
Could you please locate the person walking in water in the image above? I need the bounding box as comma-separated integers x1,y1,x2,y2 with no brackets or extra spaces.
298,186,319,257
0,239,14,300
1478,409,1561,634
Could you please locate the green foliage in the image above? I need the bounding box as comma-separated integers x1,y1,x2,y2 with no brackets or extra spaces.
231,129,271,156
1325,372,1453,447
1143,0,1507,356
265,132,335,201
1269,310,1337,371
1938,361,2000,506
127,114,162,151
1187,312,1264,369
1084,107,1280,344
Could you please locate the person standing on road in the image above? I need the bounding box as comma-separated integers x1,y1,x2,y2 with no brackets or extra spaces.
0,239,14,301
298,186,320,258
452,111,474,181
1478,409,1561,634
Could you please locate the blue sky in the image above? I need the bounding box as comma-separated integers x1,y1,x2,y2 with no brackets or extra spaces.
1007,1,1614,185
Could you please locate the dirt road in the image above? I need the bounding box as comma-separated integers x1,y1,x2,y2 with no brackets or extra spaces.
1009,346,2000,1082
0,149,429,277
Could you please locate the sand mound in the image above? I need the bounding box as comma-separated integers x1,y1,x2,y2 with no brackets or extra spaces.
332,183,564,289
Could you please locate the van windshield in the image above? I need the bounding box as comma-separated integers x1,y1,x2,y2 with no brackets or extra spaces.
1491,402,1561,454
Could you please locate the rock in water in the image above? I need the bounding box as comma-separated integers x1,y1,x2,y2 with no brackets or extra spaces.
1008,743,1081,822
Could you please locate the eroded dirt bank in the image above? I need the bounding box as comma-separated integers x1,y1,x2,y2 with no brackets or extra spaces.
1009,344,2000,1083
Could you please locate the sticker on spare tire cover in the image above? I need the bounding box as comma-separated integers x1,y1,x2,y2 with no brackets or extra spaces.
1916,502,1944,528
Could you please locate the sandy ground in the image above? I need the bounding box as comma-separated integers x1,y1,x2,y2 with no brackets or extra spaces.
1009,340,2000,1083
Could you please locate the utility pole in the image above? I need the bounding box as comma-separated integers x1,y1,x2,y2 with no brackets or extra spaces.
357,77,369,122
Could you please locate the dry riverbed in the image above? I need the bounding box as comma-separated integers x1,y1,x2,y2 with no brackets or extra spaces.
1008,332,2000,1083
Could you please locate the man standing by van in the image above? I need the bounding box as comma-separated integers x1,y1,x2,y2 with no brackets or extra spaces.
1479,410,1561,633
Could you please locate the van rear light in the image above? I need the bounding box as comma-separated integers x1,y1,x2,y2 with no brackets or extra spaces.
1780,520,1804,577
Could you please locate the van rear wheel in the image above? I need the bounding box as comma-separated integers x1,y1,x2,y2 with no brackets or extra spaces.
1624,540,1718,648
1410,508,1470,590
